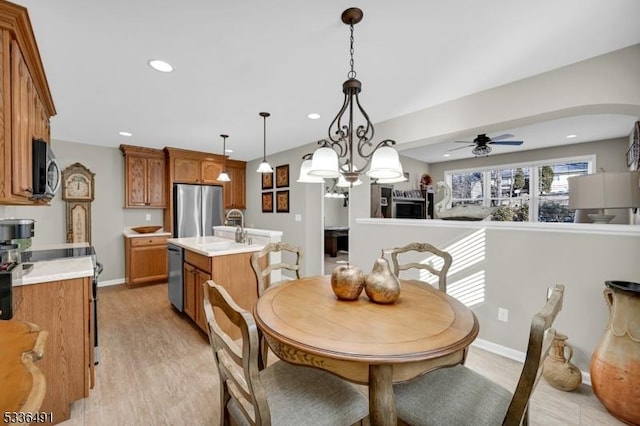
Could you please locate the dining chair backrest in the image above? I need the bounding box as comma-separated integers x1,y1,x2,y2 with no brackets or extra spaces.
387,242,452,292
505,283,565,423
251,242,302,297
202,280,271,425
203,279,369,426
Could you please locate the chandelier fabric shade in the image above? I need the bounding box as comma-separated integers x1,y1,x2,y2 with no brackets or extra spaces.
304,7,403,185
257,112,273,174
217,134,231,182
568,171,640,223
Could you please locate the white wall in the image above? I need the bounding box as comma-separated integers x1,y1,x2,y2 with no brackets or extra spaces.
348,219,640,374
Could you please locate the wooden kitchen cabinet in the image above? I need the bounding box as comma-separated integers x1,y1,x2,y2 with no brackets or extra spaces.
13,276,93,423
0,3,56,205
164,147,247,234
223,161,246,209
182,248,257,338
120,145,165,208
124,235,169,286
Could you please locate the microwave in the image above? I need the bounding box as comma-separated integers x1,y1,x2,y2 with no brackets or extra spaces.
32,138,61,199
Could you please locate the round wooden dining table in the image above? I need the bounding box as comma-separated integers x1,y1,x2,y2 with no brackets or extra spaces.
254,275,479,426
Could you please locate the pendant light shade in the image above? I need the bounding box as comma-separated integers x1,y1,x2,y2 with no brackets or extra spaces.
308,146,340,178
217,134,231,182
366,145,403,179
257,112,273,174
297,155,324,183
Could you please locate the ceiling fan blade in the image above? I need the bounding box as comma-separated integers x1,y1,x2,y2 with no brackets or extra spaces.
448,144,474,152
454,140,472,143
490,140,523,146
490,133,515,141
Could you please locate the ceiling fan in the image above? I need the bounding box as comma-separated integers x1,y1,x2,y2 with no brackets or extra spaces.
450,133,524,156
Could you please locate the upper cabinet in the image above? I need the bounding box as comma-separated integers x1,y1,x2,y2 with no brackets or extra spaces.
120,145,166,208
224,161,246,209
0,2,56,205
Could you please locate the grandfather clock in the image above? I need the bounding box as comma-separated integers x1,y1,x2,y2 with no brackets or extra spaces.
61,163,95,244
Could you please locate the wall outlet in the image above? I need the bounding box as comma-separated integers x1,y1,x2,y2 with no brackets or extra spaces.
498,307,509,322
295,214,302,222
145,214,151,221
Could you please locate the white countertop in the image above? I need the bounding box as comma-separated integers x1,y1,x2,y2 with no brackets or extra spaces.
14,257,94,287
168,236,264,257
213,226,282,238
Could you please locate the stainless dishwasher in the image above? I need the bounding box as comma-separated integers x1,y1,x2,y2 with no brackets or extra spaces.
167,243,184,311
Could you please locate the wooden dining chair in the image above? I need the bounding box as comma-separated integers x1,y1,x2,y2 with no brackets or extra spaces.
250,242,302,297
393,284,565,426
202,280,369,426
387,242,452,292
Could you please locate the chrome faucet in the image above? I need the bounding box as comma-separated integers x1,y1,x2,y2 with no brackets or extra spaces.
226,209,246,243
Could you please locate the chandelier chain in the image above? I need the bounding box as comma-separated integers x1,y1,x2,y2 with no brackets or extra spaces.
348,23,356,79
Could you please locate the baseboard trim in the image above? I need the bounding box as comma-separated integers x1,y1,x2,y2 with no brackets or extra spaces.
472,338,591,386
98,278,125,288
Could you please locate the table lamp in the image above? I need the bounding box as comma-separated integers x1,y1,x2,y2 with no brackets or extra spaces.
568,171,640,224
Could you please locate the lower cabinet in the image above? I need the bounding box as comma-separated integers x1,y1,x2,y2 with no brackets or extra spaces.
124,235,169,286
12,276,93,424
183,249,258,339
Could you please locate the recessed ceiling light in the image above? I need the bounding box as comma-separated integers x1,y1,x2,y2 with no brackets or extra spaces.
307,113,321,120
443,153,451,157
566,134,577,139
148,59,174,73
119,131,133,137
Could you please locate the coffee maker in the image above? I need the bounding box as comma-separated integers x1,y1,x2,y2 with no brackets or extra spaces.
0,219,35,319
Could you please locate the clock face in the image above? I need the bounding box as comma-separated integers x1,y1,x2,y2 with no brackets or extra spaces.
64,173,92,200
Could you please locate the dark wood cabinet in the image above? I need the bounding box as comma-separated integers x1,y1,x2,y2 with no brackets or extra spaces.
120,145,166,208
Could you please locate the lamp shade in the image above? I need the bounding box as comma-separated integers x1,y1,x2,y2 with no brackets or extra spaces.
366,146,403,179
376,173,408,184
297,159,324,183
256,161,273,174
308,147,340,178
568,171,640,209
217,171,231,182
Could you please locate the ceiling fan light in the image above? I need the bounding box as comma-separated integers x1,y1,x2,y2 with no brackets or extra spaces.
297,159,325,183
308,147,340,178
366,146,403,179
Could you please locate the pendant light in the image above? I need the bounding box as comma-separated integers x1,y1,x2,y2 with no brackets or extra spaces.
256,112,273,173
306,7,403,184
217,134,231,182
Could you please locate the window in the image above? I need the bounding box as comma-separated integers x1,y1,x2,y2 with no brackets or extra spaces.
446,156,594,222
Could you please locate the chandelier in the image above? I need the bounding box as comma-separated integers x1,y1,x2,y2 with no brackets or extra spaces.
307,8,403,184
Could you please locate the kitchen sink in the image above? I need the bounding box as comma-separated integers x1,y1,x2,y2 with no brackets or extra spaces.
201,241,236,251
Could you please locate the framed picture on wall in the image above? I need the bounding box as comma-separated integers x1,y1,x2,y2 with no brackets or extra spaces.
262,192,273,212
276,164,289,188
628,121,639,171
262,172,273,190
276,190,290,213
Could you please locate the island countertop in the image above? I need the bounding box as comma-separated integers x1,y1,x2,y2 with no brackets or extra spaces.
14,257,94,287
167,236,264,257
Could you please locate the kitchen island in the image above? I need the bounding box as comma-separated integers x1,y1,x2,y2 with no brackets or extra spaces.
12,252,95,424
167,236,265,338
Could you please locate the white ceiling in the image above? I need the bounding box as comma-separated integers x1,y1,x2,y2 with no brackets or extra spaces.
17,0,640,163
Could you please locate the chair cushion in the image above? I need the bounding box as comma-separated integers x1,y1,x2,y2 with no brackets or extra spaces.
261,361,369,426
393,364,512,426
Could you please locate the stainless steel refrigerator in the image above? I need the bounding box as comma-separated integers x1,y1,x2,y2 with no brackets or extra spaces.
172,184,223,237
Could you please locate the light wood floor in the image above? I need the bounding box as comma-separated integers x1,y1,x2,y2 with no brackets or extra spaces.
59,283,623,426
